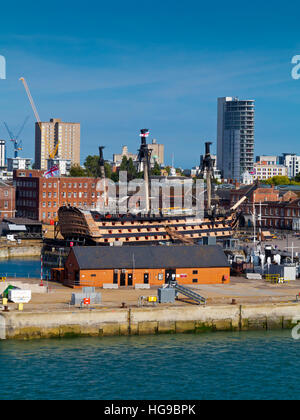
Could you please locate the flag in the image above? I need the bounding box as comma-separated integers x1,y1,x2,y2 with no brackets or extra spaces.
44,165,60,178
140,131,149,137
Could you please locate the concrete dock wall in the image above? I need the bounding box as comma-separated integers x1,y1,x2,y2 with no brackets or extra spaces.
0,245,42,259
1,303,300,340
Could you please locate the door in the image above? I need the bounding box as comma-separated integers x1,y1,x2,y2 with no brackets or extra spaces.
144,273,149,284
120,272,126,287
165,269,176,284
75,271,80,286
113,271,118,284
127,273,133,286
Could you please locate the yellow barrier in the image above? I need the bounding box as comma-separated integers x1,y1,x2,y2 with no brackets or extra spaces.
265,274,280,284
265,274,289,284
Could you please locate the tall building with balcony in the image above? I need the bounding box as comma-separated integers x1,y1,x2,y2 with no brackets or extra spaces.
217,97,255,181
35,118,80,170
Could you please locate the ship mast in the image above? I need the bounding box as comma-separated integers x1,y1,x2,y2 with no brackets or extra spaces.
98,146,108,208
138,129,152,213
200,142,215,211
99,146,106,179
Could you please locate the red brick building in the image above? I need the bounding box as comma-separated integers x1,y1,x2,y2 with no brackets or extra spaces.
0,180,16,220
229,186,300,231
14,169,103,223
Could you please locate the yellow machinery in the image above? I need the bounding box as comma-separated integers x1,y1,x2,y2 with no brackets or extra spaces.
138,296,158,306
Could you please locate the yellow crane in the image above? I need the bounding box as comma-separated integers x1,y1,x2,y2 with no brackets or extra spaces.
19,77,59,159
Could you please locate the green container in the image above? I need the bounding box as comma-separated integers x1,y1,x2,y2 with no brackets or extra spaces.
2,285,20,299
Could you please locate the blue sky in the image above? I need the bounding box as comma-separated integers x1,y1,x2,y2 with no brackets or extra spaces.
0,0,300,168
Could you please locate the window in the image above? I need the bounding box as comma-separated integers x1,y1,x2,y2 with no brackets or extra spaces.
193,270,198,275
193,279,198,283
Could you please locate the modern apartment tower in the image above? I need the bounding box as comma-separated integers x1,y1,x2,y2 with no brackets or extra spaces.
217,97,255,181
35,118,80,170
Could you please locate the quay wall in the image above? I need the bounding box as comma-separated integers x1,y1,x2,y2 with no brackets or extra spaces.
0,244,42,260
1,303,300,340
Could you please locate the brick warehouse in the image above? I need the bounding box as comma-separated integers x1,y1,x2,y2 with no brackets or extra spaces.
55,245,230,288
0,180,16,220
14,169,105,223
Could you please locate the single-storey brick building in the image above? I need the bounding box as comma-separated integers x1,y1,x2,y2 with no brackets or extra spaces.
55,245,230,288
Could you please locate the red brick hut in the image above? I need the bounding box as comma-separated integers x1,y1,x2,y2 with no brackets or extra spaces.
60,245,230,288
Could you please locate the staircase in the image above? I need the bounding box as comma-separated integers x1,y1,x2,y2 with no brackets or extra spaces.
170,282,206,305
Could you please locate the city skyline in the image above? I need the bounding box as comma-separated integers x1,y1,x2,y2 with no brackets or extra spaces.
1,1,300,168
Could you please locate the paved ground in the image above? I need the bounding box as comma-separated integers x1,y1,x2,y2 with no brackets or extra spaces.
2,275,300,312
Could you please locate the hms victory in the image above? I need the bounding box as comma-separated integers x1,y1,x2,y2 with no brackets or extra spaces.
56,130,256,246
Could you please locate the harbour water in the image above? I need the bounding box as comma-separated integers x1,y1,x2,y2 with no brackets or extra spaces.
0,331,299,400
0,258,42,279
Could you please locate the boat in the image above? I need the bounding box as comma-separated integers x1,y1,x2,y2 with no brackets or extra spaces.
56,131,257,246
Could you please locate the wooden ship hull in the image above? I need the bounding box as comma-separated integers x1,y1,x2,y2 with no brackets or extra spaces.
57,206,238,246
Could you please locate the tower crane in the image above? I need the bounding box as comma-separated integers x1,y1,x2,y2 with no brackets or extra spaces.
19,77,59,160
3,116,29,158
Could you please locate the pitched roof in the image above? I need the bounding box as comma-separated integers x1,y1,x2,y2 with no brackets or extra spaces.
71,245,229,270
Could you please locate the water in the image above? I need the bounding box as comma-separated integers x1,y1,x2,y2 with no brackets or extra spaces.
0,330,299,400
0,258,41,279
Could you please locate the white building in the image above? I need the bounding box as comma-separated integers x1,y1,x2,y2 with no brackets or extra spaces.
241,171,254,185
0,170,13,181
279,154,300,178
252,161,287,181
256,155,278,165
7,157,31,171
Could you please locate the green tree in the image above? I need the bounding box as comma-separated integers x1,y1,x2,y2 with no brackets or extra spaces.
84,155,101,177
104,162,112,179
265,175,291,185
127,157,137,180
69,164,87,177
119,156,128,172
151,161,161,176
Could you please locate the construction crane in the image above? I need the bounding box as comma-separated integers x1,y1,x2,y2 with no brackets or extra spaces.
3,116,29,158
19,77,59,160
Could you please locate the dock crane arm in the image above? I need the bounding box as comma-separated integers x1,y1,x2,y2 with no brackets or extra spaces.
20,77,58,160
19,77,41,125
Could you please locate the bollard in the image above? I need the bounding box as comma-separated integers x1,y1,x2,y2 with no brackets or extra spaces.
18,303,23,311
